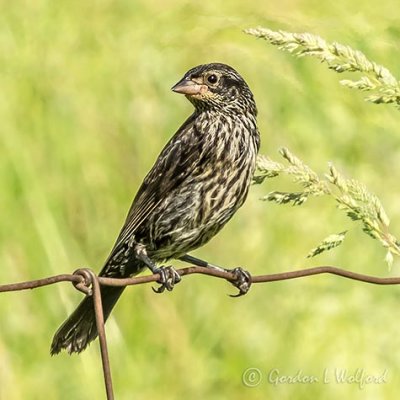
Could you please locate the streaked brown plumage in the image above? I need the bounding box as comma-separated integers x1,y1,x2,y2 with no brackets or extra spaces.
51,63,260,355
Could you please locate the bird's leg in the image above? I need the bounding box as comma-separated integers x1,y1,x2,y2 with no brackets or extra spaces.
135,245,181,293
179,254,252,297
179,254,225,271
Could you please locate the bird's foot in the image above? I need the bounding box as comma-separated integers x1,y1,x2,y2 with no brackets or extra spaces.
152,266,182,293
227,267,252,297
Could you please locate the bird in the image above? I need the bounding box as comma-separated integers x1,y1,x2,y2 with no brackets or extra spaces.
50,62,260,355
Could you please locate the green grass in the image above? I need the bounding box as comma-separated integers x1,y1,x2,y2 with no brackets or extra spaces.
1,0,400,399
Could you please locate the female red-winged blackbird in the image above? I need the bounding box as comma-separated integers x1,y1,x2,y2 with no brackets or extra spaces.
51,63,260,355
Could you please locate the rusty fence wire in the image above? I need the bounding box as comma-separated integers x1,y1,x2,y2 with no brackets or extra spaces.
1,265,400,399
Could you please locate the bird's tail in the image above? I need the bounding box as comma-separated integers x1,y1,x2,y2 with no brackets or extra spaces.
50,285,125,355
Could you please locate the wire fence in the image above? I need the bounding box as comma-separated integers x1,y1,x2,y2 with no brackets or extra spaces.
1,265,400,399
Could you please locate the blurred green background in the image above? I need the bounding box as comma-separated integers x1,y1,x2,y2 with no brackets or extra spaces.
1,0,400,399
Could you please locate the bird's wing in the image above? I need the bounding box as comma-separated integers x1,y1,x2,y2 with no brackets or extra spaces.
106,113,203,260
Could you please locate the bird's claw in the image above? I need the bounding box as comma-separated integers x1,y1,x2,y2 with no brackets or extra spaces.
228,267,252,297
152,266,181,293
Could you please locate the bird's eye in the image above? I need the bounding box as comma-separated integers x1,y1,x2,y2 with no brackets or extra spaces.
207,74,218,84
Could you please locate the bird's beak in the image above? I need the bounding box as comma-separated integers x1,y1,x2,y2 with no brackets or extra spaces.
171,78,208,96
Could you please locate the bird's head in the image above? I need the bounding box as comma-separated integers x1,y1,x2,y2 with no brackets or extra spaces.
171,63,257,115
